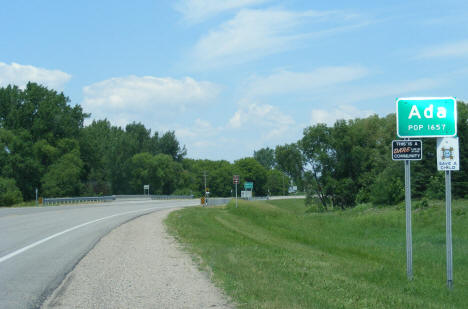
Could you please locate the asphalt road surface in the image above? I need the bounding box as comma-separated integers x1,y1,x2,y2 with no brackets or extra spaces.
0,198,199,309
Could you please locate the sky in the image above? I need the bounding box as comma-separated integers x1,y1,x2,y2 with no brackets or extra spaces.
1,0,467,161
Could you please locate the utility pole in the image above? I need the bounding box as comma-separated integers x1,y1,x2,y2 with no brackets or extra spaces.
203,171,207,194
282,174,285,196
203,171,207,207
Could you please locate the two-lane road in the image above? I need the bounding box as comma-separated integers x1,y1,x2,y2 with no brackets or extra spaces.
0,198,199,309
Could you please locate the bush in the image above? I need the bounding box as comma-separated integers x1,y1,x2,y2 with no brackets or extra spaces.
415,198,429,209
369,166,404,206
0,177,23,206
425,174,445,200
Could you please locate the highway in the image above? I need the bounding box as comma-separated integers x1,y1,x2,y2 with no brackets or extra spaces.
0,198,199,309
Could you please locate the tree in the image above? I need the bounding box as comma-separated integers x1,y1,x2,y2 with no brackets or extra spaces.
0,177,23,206
41,150,84,197
369,164,404,205
127,153,182,195
275,143,303,189
300,125,331,208
254,147,276,169
266,169,289,195
234,157,268,196
159,131,187,161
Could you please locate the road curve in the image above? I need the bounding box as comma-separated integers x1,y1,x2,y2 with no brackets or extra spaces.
0,198,199,309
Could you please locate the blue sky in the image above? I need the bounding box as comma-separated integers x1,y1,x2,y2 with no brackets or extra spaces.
1,0,467,161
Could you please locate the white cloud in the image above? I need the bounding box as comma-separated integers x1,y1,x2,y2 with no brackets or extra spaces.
327,77,443,106
191,9,365,68
175,0,270,23
310,105,374,126
228,102,295,139
0,62,71,90
246,65,369,97
417,40,468,59
82,75,220,120
176,118,222,139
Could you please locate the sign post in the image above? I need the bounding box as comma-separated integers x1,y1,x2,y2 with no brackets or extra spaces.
445,170,453,289
233,175,239,208
392,139,422,280
404,159,413,280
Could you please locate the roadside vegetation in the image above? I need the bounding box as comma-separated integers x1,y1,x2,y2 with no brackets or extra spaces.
0,83,292,205
0,83,466,210
166,198,468,309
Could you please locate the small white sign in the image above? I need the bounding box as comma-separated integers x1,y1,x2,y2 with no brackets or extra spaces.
436,137,460,171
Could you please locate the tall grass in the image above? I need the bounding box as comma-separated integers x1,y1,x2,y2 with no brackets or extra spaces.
165,199,468,308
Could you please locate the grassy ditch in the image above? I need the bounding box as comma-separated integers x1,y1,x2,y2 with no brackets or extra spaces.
165,199,468,308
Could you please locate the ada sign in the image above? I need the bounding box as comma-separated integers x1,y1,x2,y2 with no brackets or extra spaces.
437,137,460,171
396,97,457,138
392,140,422,160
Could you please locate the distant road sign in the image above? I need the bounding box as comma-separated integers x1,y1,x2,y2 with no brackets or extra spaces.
437,137,460,171
392,140,422,160
396,97,457,138
244,182,253,190
233,175,239,184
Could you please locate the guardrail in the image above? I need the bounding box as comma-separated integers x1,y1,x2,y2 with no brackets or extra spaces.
43,196,116,206
151,195,194,200
206,198,232,206
113,195,194,200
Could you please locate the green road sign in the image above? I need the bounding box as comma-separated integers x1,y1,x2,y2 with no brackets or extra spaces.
396,97,457,138
244,182,253,190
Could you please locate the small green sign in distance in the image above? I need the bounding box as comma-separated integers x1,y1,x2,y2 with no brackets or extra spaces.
396,97,457,138
244,182,253,190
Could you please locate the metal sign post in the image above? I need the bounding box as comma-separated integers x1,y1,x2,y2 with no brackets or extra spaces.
233,175,239,208
405,159,413,280
445,170,453,289
235,183,238,208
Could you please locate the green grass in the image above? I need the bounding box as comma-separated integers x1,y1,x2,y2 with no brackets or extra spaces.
165,199,468,309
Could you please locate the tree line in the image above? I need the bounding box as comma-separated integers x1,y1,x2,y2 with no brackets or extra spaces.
0,83,292,205
1,83,466,207
255,102,467,210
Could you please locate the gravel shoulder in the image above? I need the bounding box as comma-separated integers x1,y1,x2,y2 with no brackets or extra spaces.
41,208,234,309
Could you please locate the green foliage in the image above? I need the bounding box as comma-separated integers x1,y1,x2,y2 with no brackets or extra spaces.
253,147,276,169
369,164,405,205
41,150,85,197
275,143,303,188
299,106,468,208
415,198,429,210
265,169,288,195
0,177,23,206
425,173,445,200
1,82,467,203
234,157,268,196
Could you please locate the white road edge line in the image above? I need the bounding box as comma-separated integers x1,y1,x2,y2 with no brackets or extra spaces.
0,205,175,264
